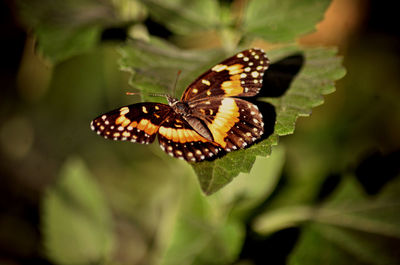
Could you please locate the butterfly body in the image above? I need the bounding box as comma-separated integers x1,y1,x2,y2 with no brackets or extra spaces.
91,48,269,162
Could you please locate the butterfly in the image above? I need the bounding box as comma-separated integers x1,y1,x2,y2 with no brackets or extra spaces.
90,48,270,162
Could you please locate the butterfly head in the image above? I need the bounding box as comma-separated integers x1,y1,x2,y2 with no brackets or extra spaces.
166,95,178,105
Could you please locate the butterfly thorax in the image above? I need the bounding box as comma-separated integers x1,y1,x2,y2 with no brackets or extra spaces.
166,95,214,141
168,97,191,117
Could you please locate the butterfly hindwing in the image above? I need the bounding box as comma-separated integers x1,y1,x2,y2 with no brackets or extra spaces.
91,103,171,144
181,48,269,102
190,97,264,151
222,98,264,151
157,112,223,162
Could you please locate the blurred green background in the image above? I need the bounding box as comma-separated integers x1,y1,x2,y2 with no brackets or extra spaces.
1,0,399,265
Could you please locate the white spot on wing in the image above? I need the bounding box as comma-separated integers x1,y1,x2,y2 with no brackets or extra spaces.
202,79,211,86
212,64,227,72
120,107,129,115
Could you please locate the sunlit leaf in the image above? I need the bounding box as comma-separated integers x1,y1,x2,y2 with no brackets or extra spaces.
42,157,114,265
119,41,345,195
265,46,346,136
192,46,345,194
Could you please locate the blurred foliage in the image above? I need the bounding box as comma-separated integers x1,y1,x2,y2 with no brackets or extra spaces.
243,0,331,42
42,157,114,265
287,176,400,265
1,0,399,265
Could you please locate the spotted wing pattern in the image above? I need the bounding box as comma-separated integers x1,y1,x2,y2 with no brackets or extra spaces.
91,103,171,144
157,112,223,162
91,48,269,163
181,48,269,102
189,97,264,152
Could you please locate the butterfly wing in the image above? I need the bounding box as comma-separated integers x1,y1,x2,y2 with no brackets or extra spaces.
91,103,172,144
188,97,264,152
181,48,269,102
157,112,223,162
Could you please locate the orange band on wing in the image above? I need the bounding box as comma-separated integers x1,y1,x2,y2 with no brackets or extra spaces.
226,64,244,75
221,80,243,96
158,127,208,143
230,74,241,81
129,121,138,128
116,115,131,126
135,119,159,135
207,98,240,147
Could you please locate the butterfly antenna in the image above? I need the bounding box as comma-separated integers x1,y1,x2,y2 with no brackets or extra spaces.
171,70,182,98
126,91,169,99
125,92,141,96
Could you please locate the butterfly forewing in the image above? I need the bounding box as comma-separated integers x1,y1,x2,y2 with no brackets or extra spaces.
91,103,171,144
181,48,269,102
157,112,223,162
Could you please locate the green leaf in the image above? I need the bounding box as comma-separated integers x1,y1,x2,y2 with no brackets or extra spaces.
217,145,286,217
118,39,218,102
193,135,277,195
287,177,400,265
161,176,245,265
35,25,103,64
141,0,221,35
119,41,345,195
242,0,332,42
42,157,114,265
192,46,345,195
266,46,346,136
16,0,123,63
